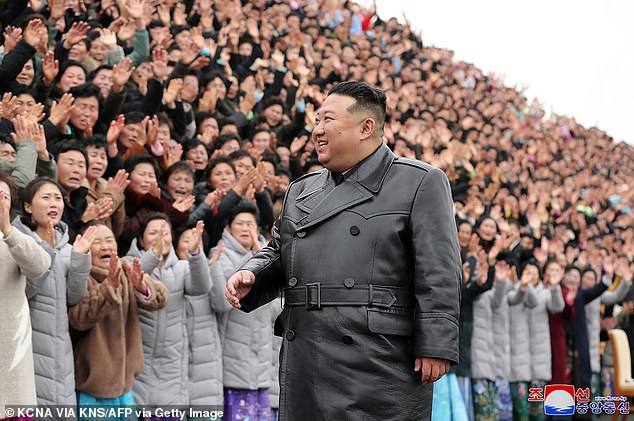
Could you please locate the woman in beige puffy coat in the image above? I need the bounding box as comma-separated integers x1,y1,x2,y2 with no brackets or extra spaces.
0,173,51,417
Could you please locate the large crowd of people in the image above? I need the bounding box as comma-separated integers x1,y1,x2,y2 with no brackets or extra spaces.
0,0,632,420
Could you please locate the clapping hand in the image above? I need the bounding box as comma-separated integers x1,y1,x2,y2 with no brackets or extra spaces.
188,221,204,255
81,198,114,223
72,226,97,254
106,255,122,290
106,169,130,196
209,242,224,264
204,189,225,210
123,257,148,294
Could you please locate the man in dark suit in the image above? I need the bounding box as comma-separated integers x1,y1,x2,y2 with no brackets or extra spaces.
226,81,462,420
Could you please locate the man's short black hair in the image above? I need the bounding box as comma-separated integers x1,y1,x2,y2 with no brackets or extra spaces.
82,134,108,151
228,150,256,167
252,128,272,138
55,140,89,167
69,83,102,102
327,81,386,131
124,111,146,125
89,64,113,80
0,136,16,150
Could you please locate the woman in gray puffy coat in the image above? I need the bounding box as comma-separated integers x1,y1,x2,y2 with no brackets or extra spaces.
527,260,565,418
14,177,94,406
212,203,281,421
490,262,514,421
470,261,506,421
175,228,232,406
509,262,539,421
127,213,211,405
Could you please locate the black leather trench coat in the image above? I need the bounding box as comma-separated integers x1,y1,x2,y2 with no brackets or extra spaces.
240,144,462,421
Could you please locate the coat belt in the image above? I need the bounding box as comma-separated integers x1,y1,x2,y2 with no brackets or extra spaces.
283,283,414,310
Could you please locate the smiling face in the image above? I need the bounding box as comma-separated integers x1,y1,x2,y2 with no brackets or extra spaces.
166,170,194,200
562,269,581,291
69,41,88,62
89,39,108,62
16,59,35,86
312,94,369,173
90,224,118,269
57,150,87,192
58,65,86,92
15,93,36,118
458,222,472,248
478,218,497,242
263,104,283,127
24,182,64,228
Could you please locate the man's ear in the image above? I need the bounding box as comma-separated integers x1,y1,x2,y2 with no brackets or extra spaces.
359,117,376,141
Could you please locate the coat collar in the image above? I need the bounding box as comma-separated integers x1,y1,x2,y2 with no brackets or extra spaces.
295,143,394,231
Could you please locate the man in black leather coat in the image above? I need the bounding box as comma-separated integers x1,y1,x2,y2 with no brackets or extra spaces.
226,81,462,420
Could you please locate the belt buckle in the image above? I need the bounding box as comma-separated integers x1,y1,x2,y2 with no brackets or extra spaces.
368,285,397,308
305,283,321,310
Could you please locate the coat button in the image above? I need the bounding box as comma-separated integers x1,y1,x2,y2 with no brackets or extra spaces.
288,277,298,287
349,226,360,236
344,278,355,288
342,335,353,345
286,330,296,341
296,231,306,238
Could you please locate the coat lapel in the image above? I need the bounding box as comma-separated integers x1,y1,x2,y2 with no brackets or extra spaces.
295,144,395,231
295,170,330,214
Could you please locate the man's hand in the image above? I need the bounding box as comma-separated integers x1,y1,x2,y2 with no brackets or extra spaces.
414,357,450,384
112,58,134,93
63,21,90,48
226,270,255,309
49,93,75,131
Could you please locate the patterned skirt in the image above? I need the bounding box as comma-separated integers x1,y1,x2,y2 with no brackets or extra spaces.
223,388,272,421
